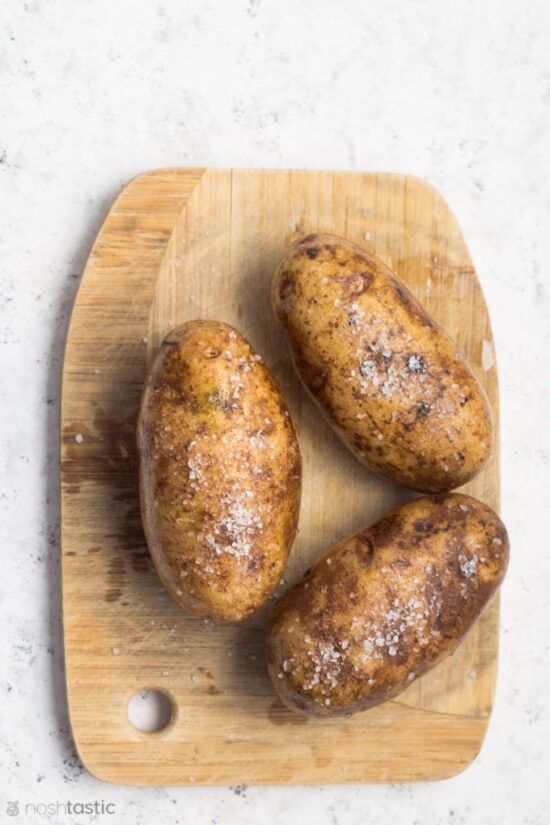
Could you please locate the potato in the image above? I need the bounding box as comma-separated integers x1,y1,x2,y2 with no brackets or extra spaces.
266,493,508,717
272,233,494,492
137,320,302,622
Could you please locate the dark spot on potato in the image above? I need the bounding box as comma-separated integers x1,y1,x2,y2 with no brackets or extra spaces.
460,396,470,406
246,555,264,574
278,270,296,303
414,518,433,533
297,359,327,393
321,397,337,420
349,272,373,298
390,557,412,570
334,268,374,299
394,283,410,306
156,377,188,404
416,402,431,418
202,346,221,359
377,515,407,546
354,534,375,563
306,247,320,259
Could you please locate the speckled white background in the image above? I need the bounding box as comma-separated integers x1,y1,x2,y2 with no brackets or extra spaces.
1,0,549,823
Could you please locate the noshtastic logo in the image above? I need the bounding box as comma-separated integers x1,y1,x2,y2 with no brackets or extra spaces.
6,800,116,817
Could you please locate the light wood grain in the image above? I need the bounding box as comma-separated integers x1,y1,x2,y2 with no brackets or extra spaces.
61,168,500,785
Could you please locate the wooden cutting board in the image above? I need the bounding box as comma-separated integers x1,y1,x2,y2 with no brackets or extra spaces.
61,168,500,786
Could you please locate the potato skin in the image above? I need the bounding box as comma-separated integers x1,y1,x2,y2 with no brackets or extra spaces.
266,494,508,717
137,320,301,622
272,233,494,492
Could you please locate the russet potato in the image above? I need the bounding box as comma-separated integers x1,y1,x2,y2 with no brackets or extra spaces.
272,233,494,492
266,493,508,717
137,320,302,623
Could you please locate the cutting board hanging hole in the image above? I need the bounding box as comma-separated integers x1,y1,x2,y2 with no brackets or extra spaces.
127,689,174,733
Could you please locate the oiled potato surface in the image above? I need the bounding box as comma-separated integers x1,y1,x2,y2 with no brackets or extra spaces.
272,233,494,492
266,494,508,717
137,320,302,622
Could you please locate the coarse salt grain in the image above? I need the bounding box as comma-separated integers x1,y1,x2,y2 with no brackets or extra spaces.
459,553,478,578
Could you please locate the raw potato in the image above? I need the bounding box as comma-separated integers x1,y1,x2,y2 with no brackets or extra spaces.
137,320,302,623
266,493,509,717
272,233,494,492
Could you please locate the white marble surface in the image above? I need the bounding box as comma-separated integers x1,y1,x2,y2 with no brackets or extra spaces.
1,0,549,822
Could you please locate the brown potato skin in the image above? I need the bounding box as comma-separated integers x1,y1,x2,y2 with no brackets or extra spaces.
266,494,509,717
137,320,302,623
272,233,494,492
